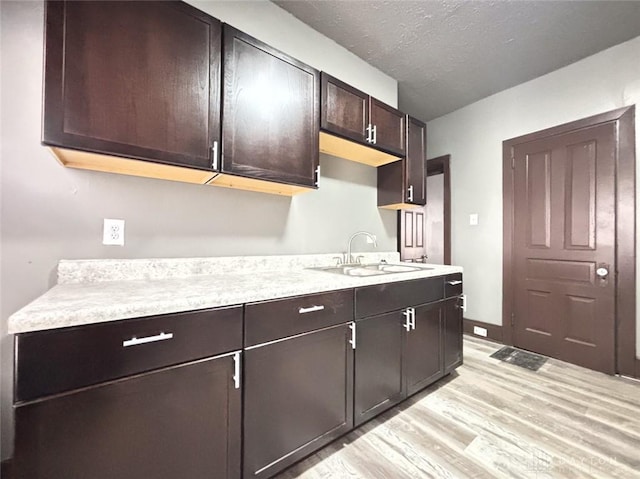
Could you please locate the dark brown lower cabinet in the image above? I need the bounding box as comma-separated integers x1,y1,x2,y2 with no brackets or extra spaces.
443,297,464,373
354,312,404,426
243,324,354,479
405,303,444,396
13,354,241,479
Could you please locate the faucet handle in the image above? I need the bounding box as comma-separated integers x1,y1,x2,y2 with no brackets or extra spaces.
355,255,365,265
332,256,343,267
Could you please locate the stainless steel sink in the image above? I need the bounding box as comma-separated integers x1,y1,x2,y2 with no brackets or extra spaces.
310,263,431,277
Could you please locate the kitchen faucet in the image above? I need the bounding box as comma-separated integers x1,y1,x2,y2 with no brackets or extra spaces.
346,231,377,264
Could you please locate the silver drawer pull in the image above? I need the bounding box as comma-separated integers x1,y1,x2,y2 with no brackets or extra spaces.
447,280,462,286
123,332,173,347
298,305,325,314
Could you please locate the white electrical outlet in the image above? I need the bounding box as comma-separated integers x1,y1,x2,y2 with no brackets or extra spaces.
473,326,488,337
469,213,479,226
103,218,125,246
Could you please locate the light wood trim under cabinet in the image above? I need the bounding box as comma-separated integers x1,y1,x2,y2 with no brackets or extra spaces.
208,173,314,196
319,131,402,167
49,147,217,184
50,147,313,196
378,202,423,211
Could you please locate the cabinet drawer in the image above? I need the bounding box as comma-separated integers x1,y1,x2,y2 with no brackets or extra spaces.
15,306,242,403
355,277,443,319
444,273,463,297
245,290,353,347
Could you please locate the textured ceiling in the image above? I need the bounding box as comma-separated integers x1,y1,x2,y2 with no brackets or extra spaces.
274,0,640,121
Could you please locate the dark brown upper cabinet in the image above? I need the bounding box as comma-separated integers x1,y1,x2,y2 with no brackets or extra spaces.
42,0,222,184
214,25,320,195
377,115,427,209
319,72,405,167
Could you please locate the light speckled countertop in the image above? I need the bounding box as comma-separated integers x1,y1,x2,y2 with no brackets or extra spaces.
8,253,462,334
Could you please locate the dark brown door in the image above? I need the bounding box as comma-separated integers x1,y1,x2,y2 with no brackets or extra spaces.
43,1,221,170
399,207,427,262
404,302,443,396
222,25,319,187
354,312,404,426
14,355,241,479
243,324,353,479
443,297,463,373
320,73,368,143
406,116,427,205
370,98,406,156
512,123,616,373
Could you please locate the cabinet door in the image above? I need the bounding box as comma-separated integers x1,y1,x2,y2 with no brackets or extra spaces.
370,98,406,156
222,25,319,187
406,116,427,205
321,73,369,143
244,324,353,479
14,354,241,479
443,297,464,373
354,312,404,426
404,302,443,396
43,1,221,170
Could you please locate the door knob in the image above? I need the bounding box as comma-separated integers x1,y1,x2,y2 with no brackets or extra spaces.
596,266,608,278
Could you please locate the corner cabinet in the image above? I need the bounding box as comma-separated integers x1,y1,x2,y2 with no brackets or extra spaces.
13,307,243,479
43,0,222,184
215,25,320,196
319,73,405,166
377,115,427,209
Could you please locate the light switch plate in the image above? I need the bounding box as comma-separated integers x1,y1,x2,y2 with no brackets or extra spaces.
103,218,125,246
469,213,479,226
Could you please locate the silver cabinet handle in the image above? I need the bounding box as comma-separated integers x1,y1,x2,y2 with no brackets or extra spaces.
211,140,219,170
314,165,321,186
232,352,241,389
349,322,356,349
372,124,377,144
123,332,173,347
447,280,462,285
403,309,412,331
366,124,373,143
410,308,416,330
298,305,325,314
407,185,414,202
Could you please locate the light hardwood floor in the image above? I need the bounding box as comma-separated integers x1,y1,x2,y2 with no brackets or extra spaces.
276,336,640,479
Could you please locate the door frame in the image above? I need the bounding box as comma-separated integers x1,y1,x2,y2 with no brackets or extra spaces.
502,105,636,377
427,155,451,265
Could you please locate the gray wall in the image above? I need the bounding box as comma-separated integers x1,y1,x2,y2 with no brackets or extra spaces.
427,35,640,358
0,0,398,460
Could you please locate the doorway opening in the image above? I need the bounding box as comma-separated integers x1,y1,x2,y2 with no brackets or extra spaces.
398,155,451,265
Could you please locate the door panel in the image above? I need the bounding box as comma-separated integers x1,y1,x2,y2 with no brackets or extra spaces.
14,355,241,479
370,98,405,155
443,298,463,373
320,73,368,143
405,303,443,396
222,25,319,186
43,1,220,170
512,123,616,373
406,116,426,205
354,312,404,426
399,208,427,262
243,324,353,479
